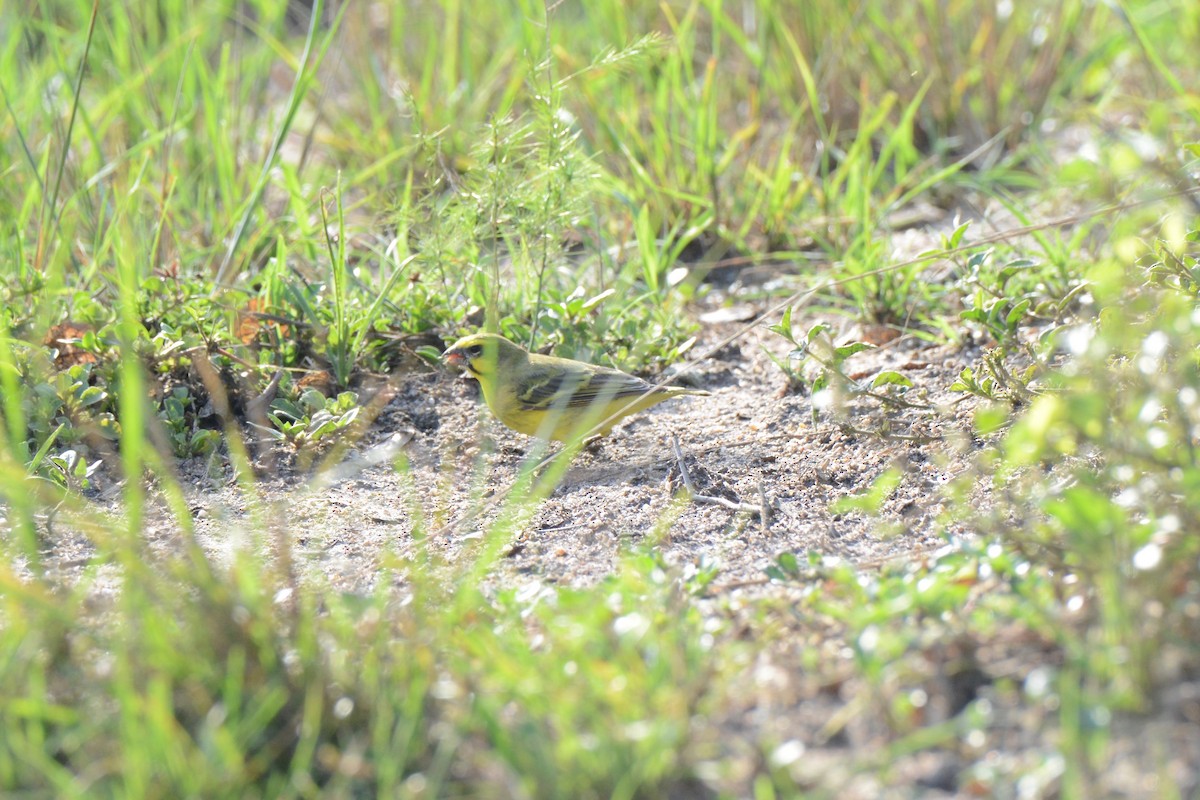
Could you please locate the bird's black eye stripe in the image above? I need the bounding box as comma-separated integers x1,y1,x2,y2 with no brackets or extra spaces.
466,344,483,357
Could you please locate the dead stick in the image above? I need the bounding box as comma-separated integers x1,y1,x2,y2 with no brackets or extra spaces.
671,434,761,515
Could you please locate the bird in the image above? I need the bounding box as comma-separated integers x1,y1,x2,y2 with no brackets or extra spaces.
442,333,708,443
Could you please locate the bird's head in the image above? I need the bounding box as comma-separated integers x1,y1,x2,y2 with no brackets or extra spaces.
442,333,525,380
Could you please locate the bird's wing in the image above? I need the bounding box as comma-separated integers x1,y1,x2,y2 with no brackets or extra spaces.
517,362,653,410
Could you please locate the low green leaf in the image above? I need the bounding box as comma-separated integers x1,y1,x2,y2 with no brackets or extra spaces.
414,345,442,363
768,305,795,341
830,467,903,515
974,404,1009,434
300,388,328,412
271,398,304,421
1005,298,1031,330
947,220,971,249
579,288,615,315
78,386,107,407
871,371,912,389
833,341,873,361
764,566,789,583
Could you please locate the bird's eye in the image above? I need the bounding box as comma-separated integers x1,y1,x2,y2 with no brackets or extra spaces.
466,344,483,357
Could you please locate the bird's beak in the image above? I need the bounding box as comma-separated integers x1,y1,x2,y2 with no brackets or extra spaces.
443,347,466,368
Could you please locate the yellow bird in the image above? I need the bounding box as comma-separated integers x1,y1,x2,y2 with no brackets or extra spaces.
443,333,708,442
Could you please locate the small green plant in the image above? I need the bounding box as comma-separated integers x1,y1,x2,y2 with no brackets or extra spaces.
318,185,420,388
958,255,1038,347
949,350,1038,406
1144,232,1200,296
157,387,220,458
768,307,914,414
42,448,102,492
267,389,362,448
25,424,101,494
20,362,121,453
947,247,1058,407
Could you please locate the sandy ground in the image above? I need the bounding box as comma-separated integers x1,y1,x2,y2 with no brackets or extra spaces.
170,314,983,599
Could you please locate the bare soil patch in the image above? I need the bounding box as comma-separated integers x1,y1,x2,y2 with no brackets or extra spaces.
172,316,981,596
